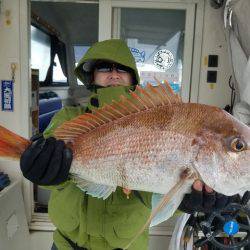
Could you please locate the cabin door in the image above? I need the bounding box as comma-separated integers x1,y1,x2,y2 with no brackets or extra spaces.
106,1,200,245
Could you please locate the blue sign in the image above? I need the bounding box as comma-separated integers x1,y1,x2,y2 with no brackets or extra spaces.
1,80,14,111
223,220,239,235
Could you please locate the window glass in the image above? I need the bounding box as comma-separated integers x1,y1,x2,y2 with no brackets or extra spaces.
119,8,185,93
74,45,90,85
53,54,67,83
31,26,68,85
31,25,51,81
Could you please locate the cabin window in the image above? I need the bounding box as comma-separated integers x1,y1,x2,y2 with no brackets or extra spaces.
113,8,185,92
31,25,68,87
31,25,51,82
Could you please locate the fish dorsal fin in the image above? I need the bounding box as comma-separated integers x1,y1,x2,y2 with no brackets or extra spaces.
54,81,182,141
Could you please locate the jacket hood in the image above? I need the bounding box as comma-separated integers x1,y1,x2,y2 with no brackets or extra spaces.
74,39,140,89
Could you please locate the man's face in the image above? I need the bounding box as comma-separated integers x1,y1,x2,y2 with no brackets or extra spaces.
93,61,133,87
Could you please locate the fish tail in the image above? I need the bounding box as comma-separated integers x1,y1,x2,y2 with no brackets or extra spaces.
0,125,30,160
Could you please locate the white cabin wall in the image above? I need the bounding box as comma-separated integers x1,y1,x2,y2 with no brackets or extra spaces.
0,0,30,181
0,0,34,241
197,0,232,108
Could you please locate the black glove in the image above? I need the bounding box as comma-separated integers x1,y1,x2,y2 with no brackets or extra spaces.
178,187,240,214
20,135,72,185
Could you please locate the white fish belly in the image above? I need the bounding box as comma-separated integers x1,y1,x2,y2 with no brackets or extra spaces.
70,147,196,194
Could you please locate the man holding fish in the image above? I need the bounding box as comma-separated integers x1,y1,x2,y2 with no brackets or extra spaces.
18,39,238,250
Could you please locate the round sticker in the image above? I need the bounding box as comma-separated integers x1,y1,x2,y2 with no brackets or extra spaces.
154,49,174,70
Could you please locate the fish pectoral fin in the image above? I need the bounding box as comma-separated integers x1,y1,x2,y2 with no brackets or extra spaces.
150,192,184,227
80,182,116,200
150,169,196,227
123,167,194,250
71,175,116,199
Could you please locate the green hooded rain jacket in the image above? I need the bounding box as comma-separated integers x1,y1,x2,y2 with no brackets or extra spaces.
43,39,152,250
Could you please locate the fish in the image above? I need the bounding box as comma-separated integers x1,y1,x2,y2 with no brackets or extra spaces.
0,82,250,240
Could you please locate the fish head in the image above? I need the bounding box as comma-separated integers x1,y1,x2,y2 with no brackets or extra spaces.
193,108,250,196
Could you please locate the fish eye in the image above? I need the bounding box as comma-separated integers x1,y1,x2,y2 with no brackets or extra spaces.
230,137,246,152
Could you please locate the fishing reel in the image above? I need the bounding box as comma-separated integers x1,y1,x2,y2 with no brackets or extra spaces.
193,191,250,249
